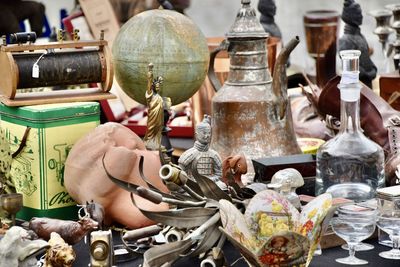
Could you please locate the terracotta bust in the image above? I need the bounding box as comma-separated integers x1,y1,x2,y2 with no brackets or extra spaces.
64,122,169,229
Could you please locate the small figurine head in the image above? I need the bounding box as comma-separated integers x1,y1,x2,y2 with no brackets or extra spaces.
195,115,212,145
342,0,362,27
258,0,277,18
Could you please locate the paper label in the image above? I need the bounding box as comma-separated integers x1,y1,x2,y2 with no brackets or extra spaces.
32,63,39,78
341,72,359,84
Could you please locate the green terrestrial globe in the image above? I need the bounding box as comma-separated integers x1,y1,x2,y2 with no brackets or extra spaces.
112,9,210,105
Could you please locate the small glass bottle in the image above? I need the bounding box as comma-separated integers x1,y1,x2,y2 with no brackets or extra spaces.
315,50,385,202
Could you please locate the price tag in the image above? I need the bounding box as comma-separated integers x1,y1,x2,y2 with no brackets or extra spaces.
32,63,39,78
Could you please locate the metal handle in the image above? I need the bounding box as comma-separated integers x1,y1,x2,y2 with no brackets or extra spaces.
207,39,230,92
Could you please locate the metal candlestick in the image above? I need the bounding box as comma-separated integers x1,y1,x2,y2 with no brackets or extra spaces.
369,9,394,53
386,4,400,71
386,4,400,37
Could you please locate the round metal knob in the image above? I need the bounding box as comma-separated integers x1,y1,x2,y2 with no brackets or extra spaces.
91,241,108,261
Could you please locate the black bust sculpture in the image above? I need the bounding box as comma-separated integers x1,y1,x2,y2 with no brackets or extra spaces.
339,0,377,88
258,0,282,38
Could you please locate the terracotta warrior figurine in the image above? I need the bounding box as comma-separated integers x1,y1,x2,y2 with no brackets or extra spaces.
144,63,165,150
339,0,377,88
178,115,222,183
258,0,282,38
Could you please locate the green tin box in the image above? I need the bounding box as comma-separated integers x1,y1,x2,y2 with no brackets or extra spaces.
0,102,100,221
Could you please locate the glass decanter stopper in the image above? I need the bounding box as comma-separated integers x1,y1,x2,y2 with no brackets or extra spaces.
315,50,385,202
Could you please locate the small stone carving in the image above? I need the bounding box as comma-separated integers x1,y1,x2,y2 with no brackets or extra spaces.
0,226,49,267
269,168,304,209
29,217,98,245
221,154,247,187
45,232,76,267
178,115,222,183
339,0,377,88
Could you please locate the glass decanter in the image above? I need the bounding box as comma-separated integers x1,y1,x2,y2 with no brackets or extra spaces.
315,50,385,202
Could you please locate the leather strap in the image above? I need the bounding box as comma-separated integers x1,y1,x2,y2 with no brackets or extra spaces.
361,86,400,127
388,116,400,155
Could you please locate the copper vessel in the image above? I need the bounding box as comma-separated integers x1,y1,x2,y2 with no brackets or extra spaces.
191,36,281,127
303,10,339,87
209,0,301,182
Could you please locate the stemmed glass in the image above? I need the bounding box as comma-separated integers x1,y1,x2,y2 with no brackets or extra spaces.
376,210,400,259
331,207,377,265
326,184,376,251
0,193,23,226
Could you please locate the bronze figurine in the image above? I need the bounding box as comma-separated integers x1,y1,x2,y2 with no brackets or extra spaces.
144,63,166,151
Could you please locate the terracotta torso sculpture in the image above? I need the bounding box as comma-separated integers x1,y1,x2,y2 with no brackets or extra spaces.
178,115,222,183
64,122,169,229
338,0,377,88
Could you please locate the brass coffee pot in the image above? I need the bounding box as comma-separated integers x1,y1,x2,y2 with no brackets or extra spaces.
209,0,301,181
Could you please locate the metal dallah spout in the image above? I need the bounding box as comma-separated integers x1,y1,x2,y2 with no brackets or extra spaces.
272,36,300,119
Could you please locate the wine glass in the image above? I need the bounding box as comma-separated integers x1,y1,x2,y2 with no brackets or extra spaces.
0,193,23,226
327,184,376,251
331,207,377,265
376,210,400,259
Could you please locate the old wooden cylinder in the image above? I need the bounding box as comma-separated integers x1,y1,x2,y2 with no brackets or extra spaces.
13,50,105,89
304,10,339,87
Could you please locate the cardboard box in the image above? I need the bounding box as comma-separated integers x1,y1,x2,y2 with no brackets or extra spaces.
0,102,100,220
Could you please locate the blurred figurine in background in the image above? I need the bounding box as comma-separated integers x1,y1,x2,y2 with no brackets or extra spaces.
258,0,281,38
110,0,191,24
169,0,191,14
179,115,222,183
339,0,377,88
0,0,45,36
